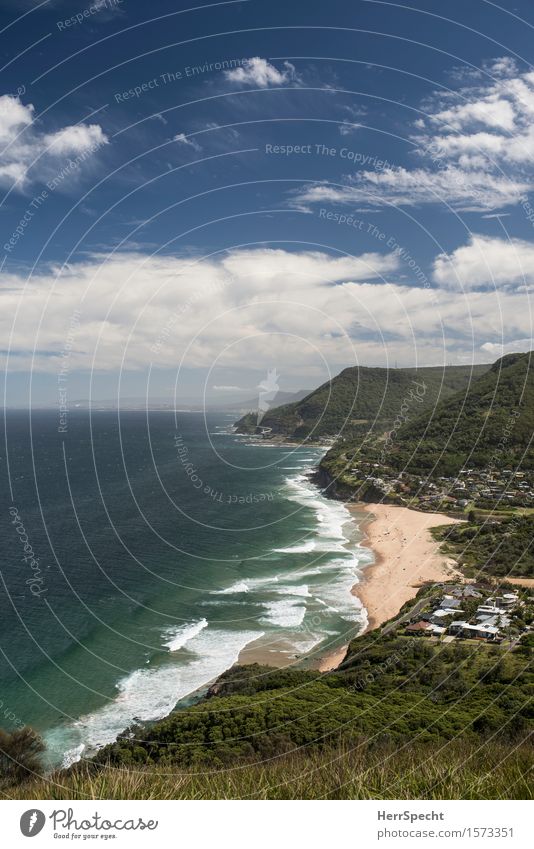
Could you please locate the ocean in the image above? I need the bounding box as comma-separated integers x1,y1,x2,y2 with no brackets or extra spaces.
0,411,370,767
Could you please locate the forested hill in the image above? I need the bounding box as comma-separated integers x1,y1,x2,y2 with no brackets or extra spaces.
380,352,534,475
235,363,490,438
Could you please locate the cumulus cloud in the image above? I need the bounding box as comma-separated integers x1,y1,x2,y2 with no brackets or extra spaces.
225,57,296,88
427,99,516,132
291,57,534,213
433,234,534,290
415,58,534,171
0,94,108,189
1,248,401,375
1,247,530,380
0,95,33,141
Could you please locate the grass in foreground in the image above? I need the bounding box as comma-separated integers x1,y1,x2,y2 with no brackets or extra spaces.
8,739,533,800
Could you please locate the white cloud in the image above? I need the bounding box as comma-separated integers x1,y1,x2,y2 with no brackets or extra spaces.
2,247,531,380
291,166,529,212
433,234,534,290
212,385,244,391
487,57,520,78
291,58,534,214
225,57,296,88
0,94,108,189
0,95,33,141
173,132,202,152
0,248,400,376
428,98,516,132
480,339,533,356
416,59,534,170
43,124,106,155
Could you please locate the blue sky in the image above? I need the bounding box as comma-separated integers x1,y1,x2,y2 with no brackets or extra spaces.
2,0,534,405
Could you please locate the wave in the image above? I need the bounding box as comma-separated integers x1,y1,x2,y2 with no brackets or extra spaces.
212,580,250,595
273,584,311,597
260,598,307,628
163,618,208,651
312,557,366,624
211,575,279,595
47,628,261,767
282,473,352,553
273,539,316,554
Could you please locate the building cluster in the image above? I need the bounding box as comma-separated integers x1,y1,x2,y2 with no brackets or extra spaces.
404,584,525,643
347,462,534,511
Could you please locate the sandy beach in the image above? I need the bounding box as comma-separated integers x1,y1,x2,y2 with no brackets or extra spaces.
350,503,463,632
238,502,463,671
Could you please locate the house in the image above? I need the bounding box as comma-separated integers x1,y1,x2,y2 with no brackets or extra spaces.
477,613,511,627
476,604,506,617
489,594,519,609
406,620,432,634
439,595,462,608
406,620,445,636
430,608,463,624
462,586,483,599
448,621,501,641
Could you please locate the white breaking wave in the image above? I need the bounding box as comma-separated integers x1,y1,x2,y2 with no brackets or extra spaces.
163,618,208,651
273,539,316,554
212,580,250,595
273,584,311,597
283,473,352,553
260,598,306,628
312,557,366,624
48,628,261,768
62,743,85,769
211,575,279,595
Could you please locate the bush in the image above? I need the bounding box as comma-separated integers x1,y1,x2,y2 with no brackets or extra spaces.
0,727,45,786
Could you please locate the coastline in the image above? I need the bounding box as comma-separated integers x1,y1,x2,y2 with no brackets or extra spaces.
238,500,463,671
350,502,463,632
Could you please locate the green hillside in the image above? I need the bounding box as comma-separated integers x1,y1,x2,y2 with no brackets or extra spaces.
5,584,533,799
235,364,490,439
85,587,532,771
380,352,534,476
434,514,534,579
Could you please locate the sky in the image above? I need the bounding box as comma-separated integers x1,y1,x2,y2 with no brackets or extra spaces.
1,0,534,406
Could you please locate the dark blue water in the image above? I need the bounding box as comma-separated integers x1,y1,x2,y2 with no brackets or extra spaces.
0,411,368,766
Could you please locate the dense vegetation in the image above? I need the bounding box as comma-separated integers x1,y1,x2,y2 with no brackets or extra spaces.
434,515,534,579
86,608,532,775
235,364,489,439
2,587,532,798
379,353,534,476
318,351,534,485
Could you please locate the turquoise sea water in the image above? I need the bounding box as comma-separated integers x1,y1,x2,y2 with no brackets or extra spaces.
0,411,370,767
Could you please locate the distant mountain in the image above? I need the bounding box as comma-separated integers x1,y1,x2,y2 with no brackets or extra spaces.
379,352,534,475
214,388,311,414
71,389,311,413
235,363,490,439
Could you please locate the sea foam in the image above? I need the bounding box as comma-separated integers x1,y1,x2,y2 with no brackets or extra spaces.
49,627,261,767
163,618,208,651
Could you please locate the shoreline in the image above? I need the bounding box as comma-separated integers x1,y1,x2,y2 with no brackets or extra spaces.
238,499,464,673
349,502,463,632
